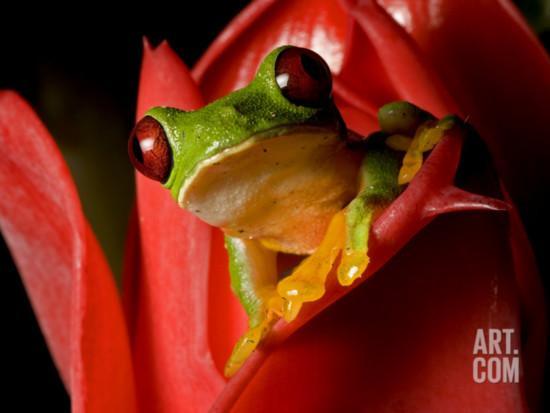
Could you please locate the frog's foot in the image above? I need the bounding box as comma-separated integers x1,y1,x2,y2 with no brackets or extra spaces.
389,117,455,185
224,311,275,377
277,211,346,322
378,101,455,185
337,197,374,287
224,292,284,377
276,194,381,321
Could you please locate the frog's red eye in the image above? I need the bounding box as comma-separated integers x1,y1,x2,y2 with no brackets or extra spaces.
275,47,332,108
128,116,172,183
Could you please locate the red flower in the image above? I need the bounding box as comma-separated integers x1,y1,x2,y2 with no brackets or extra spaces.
0,1,547,412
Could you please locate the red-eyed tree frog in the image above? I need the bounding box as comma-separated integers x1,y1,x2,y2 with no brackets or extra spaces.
128,46,455,376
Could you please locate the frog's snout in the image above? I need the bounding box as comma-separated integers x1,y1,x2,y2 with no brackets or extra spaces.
128,116,173,183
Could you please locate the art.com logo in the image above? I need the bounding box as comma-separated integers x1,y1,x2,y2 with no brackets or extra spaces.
472,328,520,383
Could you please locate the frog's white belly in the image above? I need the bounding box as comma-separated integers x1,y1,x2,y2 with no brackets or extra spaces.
180,127,361,255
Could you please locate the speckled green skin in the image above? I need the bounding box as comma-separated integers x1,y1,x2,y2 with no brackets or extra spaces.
146,46,331,200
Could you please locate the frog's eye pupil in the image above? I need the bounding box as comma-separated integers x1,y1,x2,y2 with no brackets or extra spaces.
301,53,324,81
128,116,172,183
275,47,332,108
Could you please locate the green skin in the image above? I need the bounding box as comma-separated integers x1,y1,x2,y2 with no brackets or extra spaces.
144,46,412,329
147,47,320,201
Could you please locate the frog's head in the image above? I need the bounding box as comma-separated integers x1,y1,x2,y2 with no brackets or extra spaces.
128,46,360,253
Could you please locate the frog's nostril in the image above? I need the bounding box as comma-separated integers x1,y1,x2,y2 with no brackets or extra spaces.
128,116,172,183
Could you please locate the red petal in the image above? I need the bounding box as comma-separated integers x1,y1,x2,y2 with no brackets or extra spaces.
193,0,348,101
378,0,550,209
127,40,244,411
0,92,136,412
336,0,457,117
136,39,206,117
423,186,508,216
232,212,528,412
506,200,546,407
334,95,379,136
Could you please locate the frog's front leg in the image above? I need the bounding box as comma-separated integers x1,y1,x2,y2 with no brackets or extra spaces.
277,144,402,321
223,236,284,376
337,146,402,286
276,102,454,322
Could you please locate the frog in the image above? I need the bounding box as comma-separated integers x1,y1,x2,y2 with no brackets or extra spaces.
128,45,456,377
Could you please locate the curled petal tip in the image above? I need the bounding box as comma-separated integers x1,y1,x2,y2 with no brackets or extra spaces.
157,39,172,51
0,90,24,108
142,37,173,55
423,186,509,218
142,36,152,52
137,38,203,116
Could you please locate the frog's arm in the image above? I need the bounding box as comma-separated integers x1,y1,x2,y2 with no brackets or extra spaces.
339,103,454,284
224,236,283,376
277,144,402,320
278,102,454,321
338,146,401,286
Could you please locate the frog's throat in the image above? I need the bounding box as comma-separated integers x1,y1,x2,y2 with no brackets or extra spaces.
175,125,361,256
176,136,264,207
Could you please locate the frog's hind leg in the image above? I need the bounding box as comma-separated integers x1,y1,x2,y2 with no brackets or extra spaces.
223,236,284,377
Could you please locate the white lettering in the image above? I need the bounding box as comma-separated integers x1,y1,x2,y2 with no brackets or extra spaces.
473,329,487,354
473,357,486,383
502,357,520,383
488,329,502,354
502,329,514,354
487,357,501,383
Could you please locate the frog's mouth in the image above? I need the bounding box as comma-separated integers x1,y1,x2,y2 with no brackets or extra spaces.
177,125,362,255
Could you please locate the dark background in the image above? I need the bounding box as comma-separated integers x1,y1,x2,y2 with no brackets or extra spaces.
1,1,548,411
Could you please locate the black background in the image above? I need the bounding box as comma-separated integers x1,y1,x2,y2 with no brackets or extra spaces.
1,2,548,411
